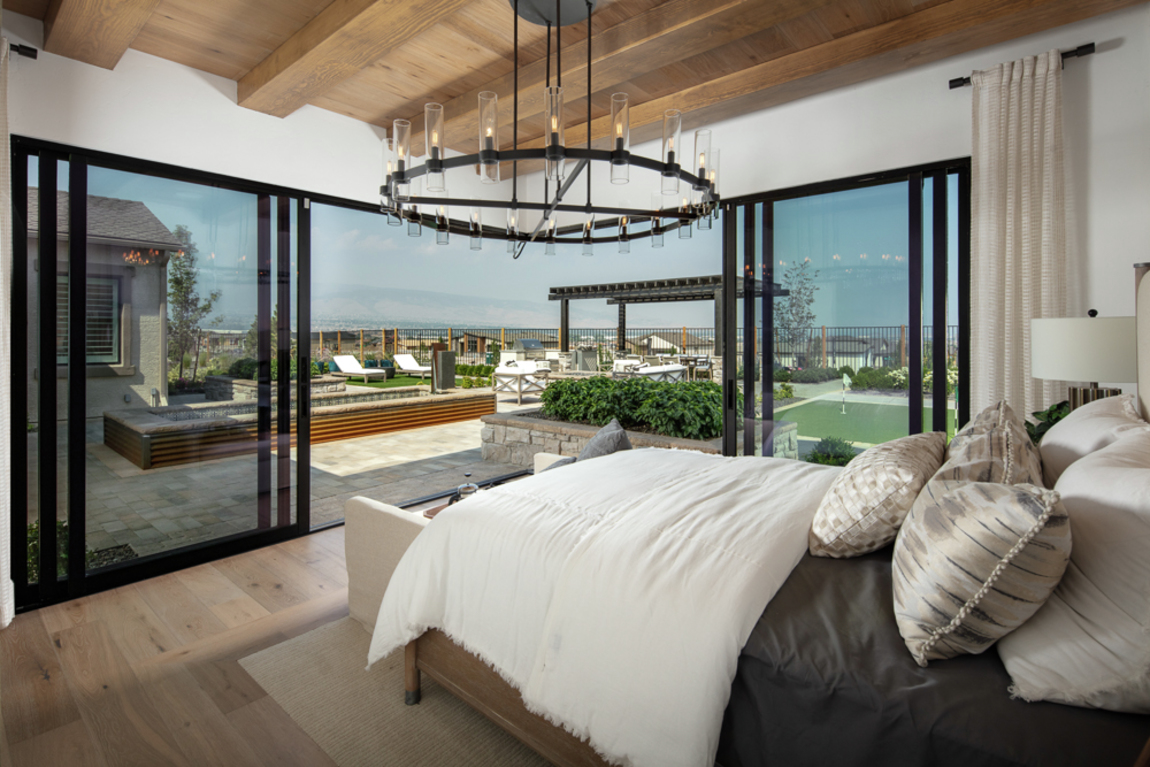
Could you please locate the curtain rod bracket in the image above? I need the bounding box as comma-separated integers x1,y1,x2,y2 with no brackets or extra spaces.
948,42,1094,89
9,44,38,59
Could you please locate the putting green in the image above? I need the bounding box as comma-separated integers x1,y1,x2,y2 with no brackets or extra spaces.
777,398,955,445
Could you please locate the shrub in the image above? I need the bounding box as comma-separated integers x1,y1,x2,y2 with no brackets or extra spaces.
837,365,855,378
460,377,473,389
1026,400,1070,444
773,368,792,383
310,360,322,378
792,366,839,384
806,436,856,467
540,377,726,441
850,366,907,391
775,382,795,400
228,357,258,379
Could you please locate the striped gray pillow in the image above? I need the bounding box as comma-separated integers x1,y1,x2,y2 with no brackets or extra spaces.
892,481,1071,666
941,401,1044,487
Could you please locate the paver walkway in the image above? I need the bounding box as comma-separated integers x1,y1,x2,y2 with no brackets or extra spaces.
74,390,541,562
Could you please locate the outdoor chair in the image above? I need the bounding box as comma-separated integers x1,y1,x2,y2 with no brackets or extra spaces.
393,353,432,380
331,355,389,384
493,360,549,405
634,364,688,383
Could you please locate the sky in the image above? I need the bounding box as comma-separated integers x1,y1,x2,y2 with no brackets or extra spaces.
32,156,959,332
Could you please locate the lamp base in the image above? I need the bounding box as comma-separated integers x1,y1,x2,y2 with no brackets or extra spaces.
1068,385,1121,411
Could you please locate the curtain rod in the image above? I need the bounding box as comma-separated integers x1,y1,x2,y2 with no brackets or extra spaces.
948,43,1094,89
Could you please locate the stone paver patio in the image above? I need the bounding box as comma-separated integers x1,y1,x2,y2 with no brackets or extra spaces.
71,389,542,562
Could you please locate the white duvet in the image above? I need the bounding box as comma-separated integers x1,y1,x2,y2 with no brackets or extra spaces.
368,448,840,767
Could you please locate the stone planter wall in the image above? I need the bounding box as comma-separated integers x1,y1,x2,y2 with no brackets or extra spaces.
205,375,347,402
480,409,798,467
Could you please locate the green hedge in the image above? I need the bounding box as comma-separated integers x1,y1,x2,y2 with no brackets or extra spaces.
539,377,727,441
456,364,495,377
849,366,907,391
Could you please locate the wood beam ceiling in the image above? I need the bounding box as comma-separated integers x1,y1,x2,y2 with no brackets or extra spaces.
237,0,473,118
408,0,839,152
502,0,1144,157
42,0,161,70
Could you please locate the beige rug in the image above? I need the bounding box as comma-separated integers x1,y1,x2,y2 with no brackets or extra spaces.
239,618,548,767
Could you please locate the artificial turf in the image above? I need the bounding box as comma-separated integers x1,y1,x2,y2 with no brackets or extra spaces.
776,398,956,445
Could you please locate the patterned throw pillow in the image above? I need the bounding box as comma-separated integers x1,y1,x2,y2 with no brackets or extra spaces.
809,432,946,558
939,401,1044,487
892,481,1071,666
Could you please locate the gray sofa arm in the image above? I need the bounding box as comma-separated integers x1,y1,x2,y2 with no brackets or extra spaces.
344,496,429,632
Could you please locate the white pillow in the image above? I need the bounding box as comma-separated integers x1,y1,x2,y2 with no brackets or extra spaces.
997,428,1150,713
1038,394,1148,487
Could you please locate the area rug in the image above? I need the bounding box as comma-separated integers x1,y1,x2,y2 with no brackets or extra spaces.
239,618,547,767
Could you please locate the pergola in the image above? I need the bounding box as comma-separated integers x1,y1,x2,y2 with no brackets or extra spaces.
548,275,788,354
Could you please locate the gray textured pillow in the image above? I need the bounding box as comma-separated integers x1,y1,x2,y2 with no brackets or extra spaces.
578,418,632,460
892,481,1071,666
941,401,1044,487
809,432,946,558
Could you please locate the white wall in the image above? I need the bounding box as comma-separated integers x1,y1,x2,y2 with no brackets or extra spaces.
4,5,1147,316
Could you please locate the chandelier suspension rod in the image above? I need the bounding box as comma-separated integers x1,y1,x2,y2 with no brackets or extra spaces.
512,0,518,206
586,0,592,211
526,158,588,242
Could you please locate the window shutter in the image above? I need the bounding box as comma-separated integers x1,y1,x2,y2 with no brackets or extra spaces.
56,276,120,364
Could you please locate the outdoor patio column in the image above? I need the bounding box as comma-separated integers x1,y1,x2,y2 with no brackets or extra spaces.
617,303,627,352
560,299,570,352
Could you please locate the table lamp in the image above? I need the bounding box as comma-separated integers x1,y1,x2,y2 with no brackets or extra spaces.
1031,311,1137,410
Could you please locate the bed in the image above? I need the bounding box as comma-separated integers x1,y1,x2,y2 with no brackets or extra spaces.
347,265,1150,767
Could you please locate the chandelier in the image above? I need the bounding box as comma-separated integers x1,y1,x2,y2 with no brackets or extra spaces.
379,0,721,257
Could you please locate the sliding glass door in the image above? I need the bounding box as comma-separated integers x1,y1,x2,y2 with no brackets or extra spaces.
722,160,969,458
11,138,310,608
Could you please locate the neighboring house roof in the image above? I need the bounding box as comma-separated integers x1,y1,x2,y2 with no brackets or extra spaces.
28,189,184,251
635,330,709,347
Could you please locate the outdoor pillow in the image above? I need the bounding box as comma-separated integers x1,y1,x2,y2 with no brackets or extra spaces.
893,480,1071,666
809,431,946,558
1037,393,1149,487
578,418,633,461
998,428,1150,713
541,419,632,472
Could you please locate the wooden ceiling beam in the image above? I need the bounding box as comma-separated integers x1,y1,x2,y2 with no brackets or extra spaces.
238,0,472,119
42,0,162,70
409,0,837,154
505,0,1142,160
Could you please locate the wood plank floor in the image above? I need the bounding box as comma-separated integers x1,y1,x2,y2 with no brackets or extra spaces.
0,527,350,766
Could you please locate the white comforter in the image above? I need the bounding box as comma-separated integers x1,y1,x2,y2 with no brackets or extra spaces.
368,448,841,767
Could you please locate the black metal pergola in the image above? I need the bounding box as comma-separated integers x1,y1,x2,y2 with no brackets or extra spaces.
548,275,788,353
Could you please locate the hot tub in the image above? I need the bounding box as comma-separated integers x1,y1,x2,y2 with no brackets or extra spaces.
103,386,496,470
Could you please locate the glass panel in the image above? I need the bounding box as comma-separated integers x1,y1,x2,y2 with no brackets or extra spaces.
922,173,962,440
82,167,279,567
308,205,721,526
768,182,911,460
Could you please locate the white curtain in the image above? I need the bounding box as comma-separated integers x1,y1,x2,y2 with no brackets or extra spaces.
1,38,13,629
970,50,1071,417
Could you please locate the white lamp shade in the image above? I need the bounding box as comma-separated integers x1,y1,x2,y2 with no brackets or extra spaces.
1031,317,1137,383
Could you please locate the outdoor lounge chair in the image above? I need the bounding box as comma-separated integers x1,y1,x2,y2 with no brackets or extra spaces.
493,360,549,405
393,353,432,380
331,355,389,384
634,364,688,383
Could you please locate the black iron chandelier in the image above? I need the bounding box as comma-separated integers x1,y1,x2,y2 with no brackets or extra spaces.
379,0,721,257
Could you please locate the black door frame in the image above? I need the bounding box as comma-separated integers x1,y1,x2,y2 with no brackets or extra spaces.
720,158,972,455
7,136,366,612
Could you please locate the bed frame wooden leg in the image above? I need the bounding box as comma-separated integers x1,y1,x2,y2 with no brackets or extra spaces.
404,639,421,705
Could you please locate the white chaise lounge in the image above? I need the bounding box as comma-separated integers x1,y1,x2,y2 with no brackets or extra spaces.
393,353,432,380
331,355,389,384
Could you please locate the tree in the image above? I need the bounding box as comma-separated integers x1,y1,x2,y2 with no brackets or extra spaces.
167,226,221,381
773,259,820,362
243,305,278,359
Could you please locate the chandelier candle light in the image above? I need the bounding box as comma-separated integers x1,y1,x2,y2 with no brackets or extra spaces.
379,0,720,256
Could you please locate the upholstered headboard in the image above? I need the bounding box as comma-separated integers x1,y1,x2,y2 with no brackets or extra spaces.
1137,263,1149,421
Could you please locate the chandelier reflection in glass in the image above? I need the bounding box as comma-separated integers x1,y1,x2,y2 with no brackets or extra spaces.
379,0,720,257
